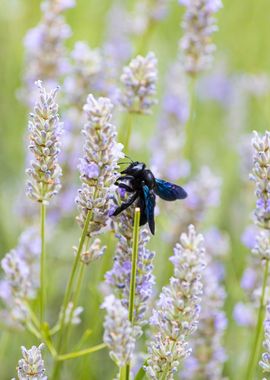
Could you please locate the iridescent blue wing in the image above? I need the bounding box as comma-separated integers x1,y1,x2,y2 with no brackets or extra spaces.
154,178,187,201
143,185,156,235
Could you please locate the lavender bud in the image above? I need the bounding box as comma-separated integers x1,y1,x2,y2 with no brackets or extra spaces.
21,0,74,105
62,302,84,325
16,343,47,380
26,81,62,204
101,295,135,367
80,238,106,265
145,225,206,379
250,131,270,229
120,52,158,114
75,94,123,236
179,0,223,75
252,231,270,261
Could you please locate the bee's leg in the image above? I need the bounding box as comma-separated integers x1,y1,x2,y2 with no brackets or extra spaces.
115,175,134,184
117,183,134,192
112,192,138,216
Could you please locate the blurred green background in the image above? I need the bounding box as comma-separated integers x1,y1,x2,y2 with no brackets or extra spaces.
1,0,270,379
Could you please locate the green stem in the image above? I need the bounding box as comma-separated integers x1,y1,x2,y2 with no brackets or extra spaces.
57,343,106,361
124,208,140,380
246,259,269,380
52,210,93,380
40,203,46,326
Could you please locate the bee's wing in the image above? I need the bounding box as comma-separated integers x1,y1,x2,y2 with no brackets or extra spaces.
154,178,187,201
143,185,156,235
137,194,148,226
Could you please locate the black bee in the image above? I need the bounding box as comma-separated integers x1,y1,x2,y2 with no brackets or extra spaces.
112,160,188,235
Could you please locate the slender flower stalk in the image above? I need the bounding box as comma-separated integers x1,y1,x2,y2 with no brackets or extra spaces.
179,0,223,76
106,202,155,335
14,343,47,380
144,225,206,379
26,80,62,324
124,208,141,380
246,131,270,380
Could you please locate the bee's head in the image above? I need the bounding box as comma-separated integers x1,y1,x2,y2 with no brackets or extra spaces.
121,161,146,175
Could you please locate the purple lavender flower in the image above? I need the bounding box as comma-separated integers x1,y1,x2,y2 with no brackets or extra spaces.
250,131,270,228
181,249,227,380
131,0,169,35
259,303,270,374
26,81,62,204
76,94,123,236
63,41,101,113
179,0,223,75
0,228,40,328
15,343,47,380
151,63,190,182
21,0,74,106
233,302,255,327
101,295,135,368
145,225,206,379
120,52,158,114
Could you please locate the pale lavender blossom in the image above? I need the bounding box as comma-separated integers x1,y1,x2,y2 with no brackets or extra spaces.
15,343,47,380
233,302,255,327
120,52,158,114
26,81,62,204
21,0,74,105
63,41,101,114
151,62,190,181
76,94,123,236
0,228,40,328
62,302,84,325
131,0,169,35
80,238,106,265
250,131,270,228
106,201,155,335
145,225,206,379
181,251,227,380
260,304,270,374
179,0,223,75
101,294,135,368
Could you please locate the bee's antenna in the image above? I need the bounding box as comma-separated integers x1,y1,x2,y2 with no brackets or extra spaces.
118,161,130,165
124,154,133,162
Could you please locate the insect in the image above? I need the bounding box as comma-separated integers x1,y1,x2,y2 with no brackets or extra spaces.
112,160,188,235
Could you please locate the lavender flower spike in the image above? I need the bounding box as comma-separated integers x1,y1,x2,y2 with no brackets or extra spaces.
259,304,270,374
16,343,47,380
26,81,62,204
145,225,206,379
179,0,223,75
250,131,270,229
76,94,123,236
120,52,158,114
101,294,135,368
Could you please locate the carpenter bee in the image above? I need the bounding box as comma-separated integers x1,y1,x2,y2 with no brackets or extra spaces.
112,160,188,235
